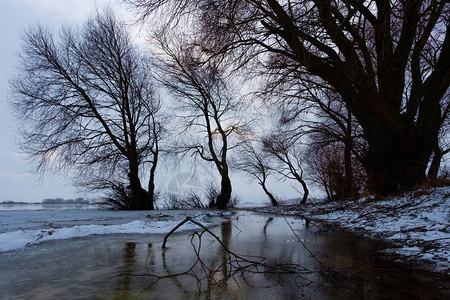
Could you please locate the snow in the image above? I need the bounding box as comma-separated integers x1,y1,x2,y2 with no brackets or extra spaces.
0,209,231,252
1,187,448,274
251,186,450,274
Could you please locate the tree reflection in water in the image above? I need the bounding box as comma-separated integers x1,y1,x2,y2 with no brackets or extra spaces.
108,214,449,299
118,216,322,299
0,213,446,299
114,242,136,298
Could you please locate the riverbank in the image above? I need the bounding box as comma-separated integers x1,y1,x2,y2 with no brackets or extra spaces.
250,186,450,274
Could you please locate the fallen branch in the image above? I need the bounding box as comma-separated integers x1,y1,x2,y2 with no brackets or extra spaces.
162,216,193,248
162,216,314,275
113,215,340,295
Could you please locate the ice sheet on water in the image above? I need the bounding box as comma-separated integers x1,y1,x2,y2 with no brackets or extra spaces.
0,209,231,252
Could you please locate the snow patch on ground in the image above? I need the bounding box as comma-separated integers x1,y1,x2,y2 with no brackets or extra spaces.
0,210,232,252
252,186,450,274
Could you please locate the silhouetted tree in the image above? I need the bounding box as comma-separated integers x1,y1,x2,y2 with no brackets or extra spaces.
235,141,278,206
11,10,163,210
127,0,450,195
305,135,366,201
272,78,366,199
155,33,248,209
262,133,309,204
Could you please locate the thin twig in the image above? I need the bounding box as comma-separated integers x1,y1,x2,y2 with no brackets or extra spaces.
284,217,328,270
163,216,315,274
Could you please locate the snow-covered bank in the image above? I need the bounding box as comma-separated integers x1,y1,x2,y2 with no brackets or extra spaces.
251,186,450,274
0,210,231,252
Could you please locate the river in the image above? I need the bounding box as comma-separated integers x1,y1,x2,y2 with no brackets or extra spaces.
0,210,448,299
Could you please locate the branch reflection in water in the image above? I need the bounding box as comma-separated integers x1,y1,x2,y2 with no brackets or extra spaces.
113,216,327,299
104,213,449,299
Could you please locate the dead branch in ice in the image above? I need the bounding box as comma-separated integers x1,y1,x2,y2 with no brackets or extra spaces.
162,217,316,276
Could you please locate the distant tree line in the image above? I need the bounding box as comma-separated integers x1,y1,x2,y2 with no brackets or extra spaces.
11,1,450,209
0,198,89,204
42,198,89,204
0,201,34,205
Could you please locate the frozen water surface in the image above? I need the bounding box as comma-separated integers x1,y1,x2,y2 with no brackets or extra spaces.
0,209,449,299
0,208,225,251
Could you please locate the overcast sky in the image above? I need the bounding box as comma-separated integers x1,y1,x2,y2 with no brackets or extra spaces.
0,0,303,204
0,0,117,202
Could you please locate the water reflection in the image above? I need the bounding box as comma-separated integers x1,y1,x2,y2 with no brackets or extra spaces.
123,214,449,299
146,243,155,268
219,220,231,283
0,212,448,299
263,217,273,235
143,220,236,299
114,242,136,299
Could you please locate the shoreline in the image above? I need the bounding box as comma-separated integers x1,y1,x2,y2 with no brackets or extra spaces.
245,186,450,275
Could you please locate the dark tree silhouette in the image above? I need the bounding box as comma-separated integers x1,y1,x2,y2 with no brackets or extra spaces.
262,133,309,204
11,10,163,210
235,142,278,206
126,0,450,195
270,77,367,199
155,34,247,209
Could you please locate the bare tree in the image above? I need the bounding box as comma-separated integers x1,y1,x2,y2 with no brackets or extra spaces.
305,137,366,201
267,81,367,201
305,144,342,201
262,133,309,204
235,141,278,206
271,78,367,199
11,10,163,210
155,34,247,209
126,0,450,196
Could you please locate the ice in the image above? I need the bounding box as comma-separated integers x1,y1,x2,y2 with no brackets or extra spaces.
0,209,230,252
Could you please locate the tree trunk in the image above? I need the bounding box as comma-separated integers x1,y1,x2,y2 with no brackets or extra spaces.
128,174,147,209
260,182,278,206
145,172,156,210
343,139,354,198
292,169,309,204
215,173,232,209
145,153,158,210
299,179,309,204
324,184,332,202
344,112,355,198
427,154,441,179
365,127,431,195
128,159,148,210
427,147,448,179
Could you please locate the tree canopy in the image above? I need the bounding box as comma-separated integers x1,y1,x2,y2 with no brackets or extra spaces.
11,10,163,209
127,0,450,195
